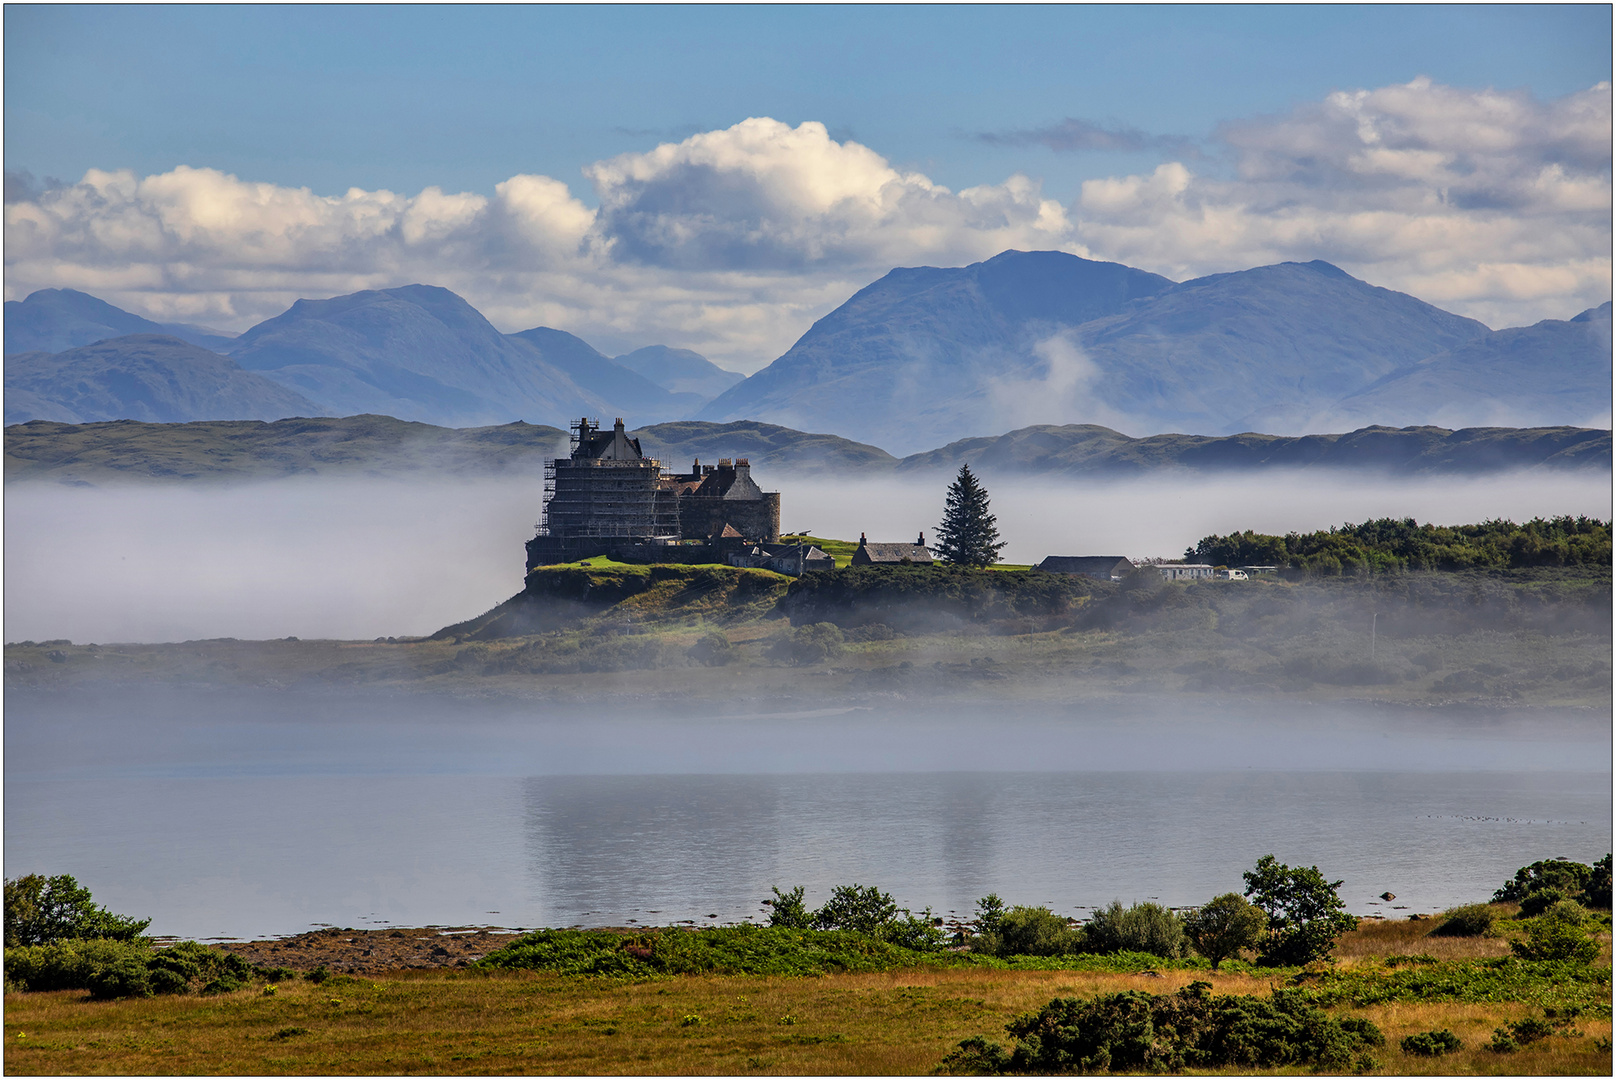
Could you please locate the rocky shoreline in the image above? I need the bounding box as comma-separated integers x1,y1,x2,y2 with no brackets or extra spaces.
204,926,528,976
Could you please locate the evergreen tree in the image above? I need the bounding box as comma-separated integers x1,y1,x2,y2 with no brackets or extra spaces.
935,464,1006,566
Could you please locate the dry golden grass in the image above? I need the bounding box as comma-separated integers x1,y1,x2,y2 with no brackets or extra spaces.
1334,915,1514,963
6,965,1610,1076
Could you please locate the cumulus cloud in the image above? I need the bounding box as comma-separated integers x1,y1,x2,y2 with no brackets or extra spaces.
4,85,1609,369
1075,78,1612,328
586,117,1074,270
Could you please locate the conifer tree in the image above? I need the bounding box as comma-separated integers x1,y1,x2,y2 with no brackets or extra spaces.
935,463,1006,566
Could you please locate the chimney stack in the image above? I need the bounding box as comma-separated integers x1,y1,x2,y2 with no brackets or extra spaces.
917,531,925,546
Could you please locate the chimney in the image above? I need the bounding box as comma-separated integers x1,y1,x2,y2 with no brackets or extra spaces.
859,532,867,545
614,418,625,431
917,531,925,546
692,457,699,474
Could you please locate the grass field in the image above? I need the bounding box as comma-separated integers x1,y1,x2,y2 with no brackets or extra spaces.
5,962,1609,1076
6,915,1611,1076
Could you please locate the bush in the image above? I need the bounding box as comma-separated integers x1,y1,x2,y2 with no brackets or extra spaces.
1184,893,1267,969
1084,900,1185,958
686,631,732,666
764,886,811,929
1518,886,1569,918
1242,855,1358,965
768,622,845,665
1493,857,1597,904
4,874,150,946
1401,1028,1462,1056
812,884,898,935
1510,899,1601,963
4,937,258,997
974,906,1083,957
4,938,151,992
1430,903,1498,937
938,981,1382,1074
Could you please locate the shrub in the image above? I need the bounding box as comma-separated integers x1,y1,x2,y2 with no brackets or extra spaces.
1430,903,1498,937
86,954,153,1000
812,884,898,935
764,886,811,929
686,631,732,666
1401,1028,1462,1056
1586,855,1612,909
1510,899,1601,963
4,938,151,992
1184,893,1267,969
1490,1016,1557,1052
1493,858,1596,904
972,894,1006,937
5,937,259,997
768,622,844,665
1518,886,1569,918
1242,855,1358,965
977,906,1083,958
938,981,1382,1074
4,874,150,946
1084,900,1185,958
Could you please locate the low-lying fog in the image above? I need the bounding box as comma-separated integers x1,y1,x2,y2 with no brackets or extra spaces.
5,469,1612,643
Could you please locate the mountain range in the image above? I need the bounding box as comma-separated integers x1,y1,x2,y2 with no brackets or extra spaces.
7,415,1605,487
3,286,742,428
5,251,1610,448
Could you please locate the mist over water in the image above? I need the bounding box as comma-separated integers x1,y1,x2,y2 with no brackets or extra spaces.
5,690,1609,938
6,469,1611,643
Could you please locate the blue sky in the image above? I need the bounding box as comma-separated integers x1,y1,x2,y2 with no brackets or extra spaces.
4,5,1611,367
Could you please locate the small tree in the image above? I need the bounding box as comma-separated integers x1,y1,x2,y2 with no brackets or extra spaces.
934,464,1006,567
1184,893,1267,969
973,893,1007,937
812,884,899,935
1510,899,1600,963
764,885,811,929
4,874,150,947
1241,855,1358,965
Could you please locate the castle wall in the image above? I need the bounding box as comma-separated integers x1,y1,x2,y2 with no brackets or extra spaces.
679,491,780,543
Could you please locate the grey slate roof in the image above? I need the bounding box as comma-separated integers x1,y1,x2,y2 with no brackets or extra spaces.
853,540,934,564
1037,555,1135,577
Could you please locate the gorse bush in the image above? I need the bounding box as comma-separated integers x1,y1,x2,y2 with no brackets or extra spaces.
1429,902,1498,937
1510,899,1601,963
5,937,260,999
1083,900,1185,958
1183,893,1267,969
4,874,150,946
1401,1028,1462,1056
938,981,1383,1075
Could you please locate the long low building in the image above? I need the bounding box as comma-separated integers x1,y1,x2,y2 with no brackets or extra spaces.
1037,555,1135,580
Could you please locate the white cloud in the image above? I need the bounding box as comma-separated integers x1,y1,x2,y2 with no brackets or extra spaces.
1075,79,1612,328
585,117,1074,270
4,85,1610,368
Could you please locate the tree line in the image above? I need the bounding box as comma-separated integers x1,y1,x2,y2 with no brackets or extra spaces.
1187,516,1611,574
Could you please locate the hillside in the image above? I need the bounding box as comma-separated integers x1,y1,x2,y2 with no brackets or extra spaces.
7,415,1607,485
1329,302,1614,430
2,416,891,484
614,345,744,400
897,423,1613,476
696,250,1176,452
2,335,324,426
4,287,237,354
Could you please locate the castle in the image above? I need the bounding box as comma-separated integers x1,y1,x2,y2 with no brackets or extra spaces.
525,417,782,570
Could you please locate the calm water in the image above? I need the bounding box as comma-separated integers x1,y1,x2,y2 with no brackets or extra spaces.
5,690,1609,940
